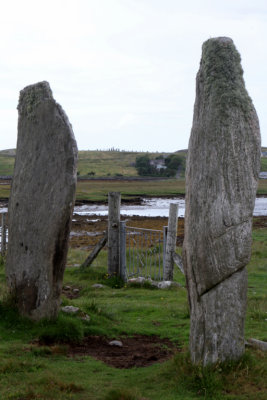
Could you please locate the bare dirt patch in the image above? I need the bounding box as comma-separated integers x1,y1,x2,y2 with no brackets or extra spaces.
67,335,179,368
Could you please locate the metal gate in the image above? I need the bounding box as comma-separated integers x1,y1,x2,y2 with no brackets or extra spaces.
120,221,167,281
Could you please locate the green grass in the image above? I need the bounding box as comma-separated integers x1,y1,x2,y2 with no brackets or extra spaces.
0,154,15,176
2,177,267,201
0,226,266,399
246,228,267,341
261,156,267,171
78,150,148,177
75,178,185,201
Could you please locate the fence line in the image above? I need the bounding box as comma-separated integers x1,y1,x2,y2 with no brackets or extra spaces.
123,225,165,280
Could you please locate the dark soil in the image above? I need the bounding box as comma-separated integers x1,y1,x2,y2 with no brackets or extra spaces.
67,334,179,368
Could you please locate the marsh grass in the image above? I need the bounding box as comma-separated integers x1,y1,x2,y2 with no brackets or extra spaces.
75,178,186,201
1,176,267,200
164,350,266,400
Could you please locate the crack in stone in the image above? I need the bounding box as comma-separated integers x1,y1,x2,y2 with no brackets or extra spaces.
200,266,246,298
214,219,250,240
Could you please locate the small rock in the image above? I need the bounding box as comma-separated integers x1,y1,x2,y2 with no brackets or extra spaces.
158,281,172,289
73,288,80,294
109,340,123,347
81,314,91,322
127,278,137,283
92,284,105,289
64,286,71,290
61,305,80,314
136,277,146,283
128,277,146,284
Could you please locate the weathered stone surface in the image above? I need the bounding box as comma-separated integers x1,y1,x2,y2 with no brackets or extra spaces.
183,37,261,364
6,81,78,320
190,269,247,365
157,281,172,289
247,338,267,352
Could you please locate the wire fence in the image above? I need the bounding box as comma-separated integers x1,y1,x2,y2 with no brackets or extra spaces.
124,225,166,281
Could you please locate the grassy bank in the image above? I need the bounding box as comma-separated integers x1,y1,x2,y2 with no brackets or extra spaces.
0,178,186,202
0,223,266,399
1,178,267,202
75,178,186,201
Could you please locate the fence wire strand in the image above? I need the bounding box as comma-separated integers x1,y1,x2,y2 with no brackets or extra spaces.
125,226,164,280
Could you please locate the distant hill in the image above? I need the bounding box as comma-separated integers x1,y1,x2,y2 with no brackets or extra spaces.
0,149,176,178
0,149,16,156
0,148,266,177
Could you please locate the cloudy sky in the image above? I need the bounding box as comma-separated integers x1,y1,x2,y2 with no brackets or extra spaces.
0,0,266,152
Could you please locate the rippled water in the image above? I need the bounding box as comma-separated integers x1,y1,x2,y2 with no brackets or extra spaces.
74,197,267,218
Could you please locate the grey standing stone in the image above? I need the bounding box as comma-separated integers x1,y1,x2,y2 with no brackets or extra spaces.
183,38,261,365
6,81,78,320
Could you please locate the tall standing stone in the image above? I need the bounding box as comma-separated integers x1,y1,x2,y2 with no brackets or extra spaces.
183,38,261,365
6,81,78,320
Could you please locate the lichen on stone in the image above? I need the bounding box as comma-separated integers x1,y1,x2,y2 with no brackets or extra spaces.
18,81,53,121
200,37,253,121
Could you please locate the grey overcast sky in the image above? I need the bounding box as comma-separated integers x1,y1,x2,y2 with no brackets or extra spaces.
0,0,266,152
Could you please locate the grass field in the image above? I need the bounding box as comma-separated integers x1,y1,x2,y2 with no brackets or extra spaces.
0,149,267,178
0,222,266,399
77,150,172,177
261,156,267,171
0,150,174,178
75,178,186,201
0,154,15,176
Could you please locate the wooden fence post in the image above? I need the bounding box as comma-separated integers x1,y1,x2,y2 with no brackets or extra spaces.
119,221,127,281
163,203,178,281
80,232,107,270
1,213,7,257
108,192,121,275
